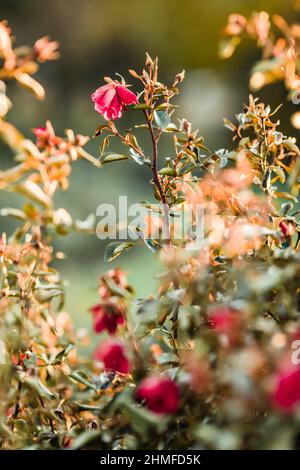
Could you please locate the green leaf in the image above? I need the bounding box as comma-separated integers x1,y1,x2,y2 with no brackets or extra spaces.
154,110,171,129
134,124,149,129
71,431,101,450
282,138,300,155
170,196,185,207
156,352,179,365
129,148,151,166
33,287,63,304
144,238,160,253
124,402,167,436
139,200,162,214
223,117,236,132
177,161,197,176
117,390,168,437
275,192,298,202
164,123,180,133
100,153,128,164
104,241,136,262
69,371,98,392
133,103,152,110
219,156,228,168
103,275,132,298
22,377,57,400
271,166,285,184
93,124,110,137
74,402,102,412
159,167,176,176
52,344,75,365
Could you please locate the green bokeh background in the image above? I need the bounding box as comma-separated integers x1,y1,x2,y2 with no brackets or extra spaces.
0,0,299,330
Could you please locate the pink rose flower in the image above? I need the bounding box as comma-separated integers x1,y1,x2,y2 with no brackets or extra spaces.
94,339,130,374
272,366,300,412
89,303,124,335
91,82,138,120
136,376,179,415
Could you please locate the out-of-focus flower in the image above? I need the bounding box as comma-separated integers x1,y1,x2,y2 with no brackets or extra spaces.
30,121,98,190
209,306,245,345
291,111,300,129
182,352,212,394
225,14,247,35
11,352,26,366
250,11,270,46
223,220,264,257
89,303,124,334
94,339,130,374
33,121,60,148
0,20,15,70
230,346,267,379
33,126,47,138
136,376,179,414
91,81,138,120
272,366,300,412
34,36,60,63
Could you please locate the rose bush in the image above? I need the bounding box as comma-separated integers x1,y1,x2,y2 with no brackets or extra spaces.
1,6,300,450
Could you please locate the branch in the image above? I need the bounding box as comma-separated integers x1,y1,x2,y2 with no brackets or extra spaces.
143,109,171,245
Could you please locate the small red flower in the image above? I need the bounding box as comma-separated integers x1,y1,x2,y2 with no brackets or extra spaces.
90,303,124,334
94,339,130,374
279,220,294,238
33,122,60,148
136,376,179,415
33,127,48,138
91,81,138,120
209,306,244,346
272,366,300,412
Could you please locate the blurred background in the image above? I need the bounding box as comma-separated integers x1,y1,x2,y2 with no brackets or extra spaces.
0,0,299,330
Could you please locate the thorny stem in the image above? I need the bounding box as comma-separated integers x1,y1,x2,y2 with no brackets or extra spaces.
143,109,171,246
143,109,179,340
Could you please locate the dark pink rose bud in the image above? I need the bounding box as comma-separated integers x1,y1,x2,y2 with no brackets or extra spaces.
89,303,124,334
136,376,179,415
94,339,130,374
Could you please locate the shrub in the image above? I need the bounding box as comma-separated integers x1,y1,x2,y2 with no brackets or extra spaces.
1,9,300,450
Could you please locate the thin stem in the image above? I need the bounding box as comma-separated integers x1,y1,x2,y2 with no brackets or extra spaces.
143,108,179,339
143,109,171,245
11,382,22,422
